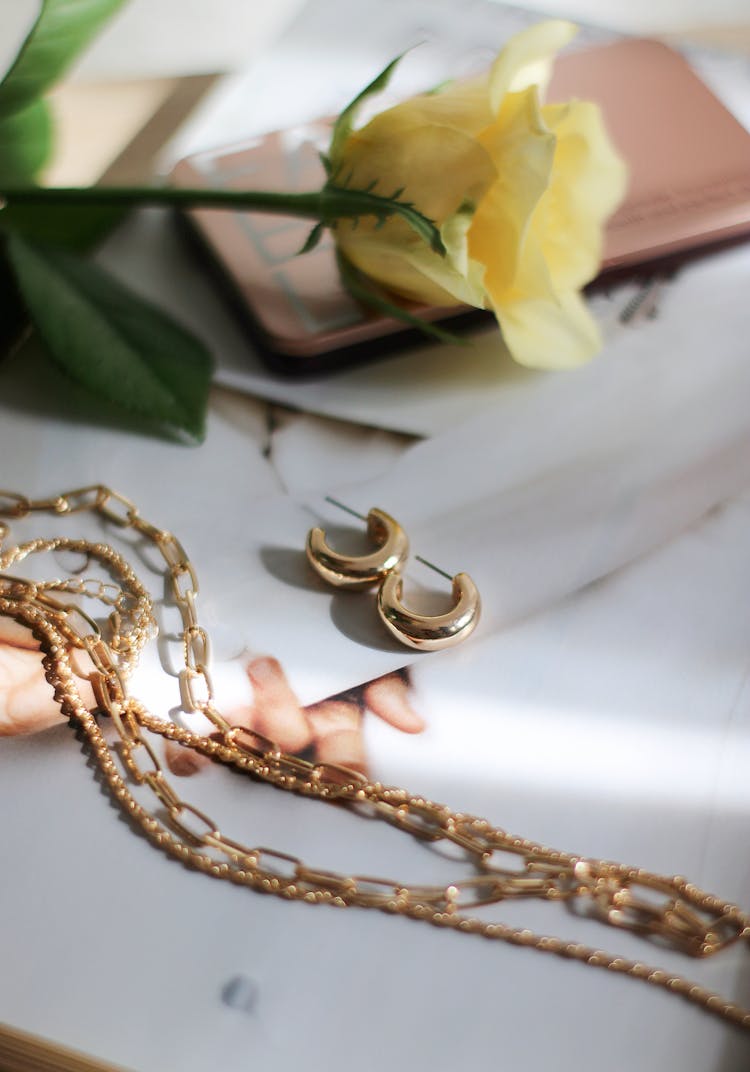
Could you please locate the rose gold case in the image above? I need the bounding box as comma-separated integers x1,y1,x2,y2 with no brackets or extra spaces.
172,38,750,373
551,39,750,271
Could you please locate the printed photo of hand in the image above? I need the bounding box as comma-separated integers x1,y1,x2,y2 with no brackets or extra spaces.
165,656,424,779
0,615,425,780
0,617,94,737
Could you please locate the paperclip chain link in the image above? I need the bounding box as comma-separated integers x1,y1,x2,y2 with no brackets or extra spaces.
2,485,750,1029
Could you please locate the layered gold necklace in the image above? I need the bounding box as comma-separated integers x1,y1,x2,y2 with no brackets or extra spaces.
2,485,749,1032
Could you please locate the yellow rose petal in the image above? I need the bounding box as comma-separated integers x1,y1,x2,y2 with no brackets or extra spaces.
335,122,496,304
339,120,496,224
338,237,461,305
404,206,487,307
535,100,629,290
468,87,556,297
330,20,628,368
497,287,602,369
363,76,494,138
488,20,577,114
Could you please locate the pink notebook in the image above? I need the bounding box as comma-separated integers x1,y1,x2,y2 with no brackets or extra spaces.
172,38,750,371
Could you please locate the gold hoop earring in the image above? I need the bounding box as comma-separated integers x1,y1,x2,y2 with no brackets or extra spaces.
377,570,481,650
306,507,409,590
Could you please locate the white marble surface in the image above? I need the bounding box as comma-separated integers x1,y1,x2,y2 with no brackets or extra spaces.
2,332,750,1071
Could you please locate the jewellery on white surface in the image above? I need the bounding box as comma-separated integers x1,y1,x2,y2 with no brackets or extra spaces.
377,569,481,651
310,497,481,650
1,485,749,1032
306,501,408,589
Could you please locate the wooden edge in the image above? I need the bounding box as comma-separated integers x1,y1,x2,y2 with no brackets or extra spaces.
0,1022,131,1072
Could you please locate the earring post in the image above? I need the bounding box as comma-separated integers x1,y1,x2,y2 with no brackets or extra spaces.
415,555,453,582
324,496,368,523
325,498,456,581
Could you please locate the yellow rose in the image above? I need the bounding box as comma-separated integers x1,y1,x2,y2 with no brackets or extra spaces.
331,21,628,368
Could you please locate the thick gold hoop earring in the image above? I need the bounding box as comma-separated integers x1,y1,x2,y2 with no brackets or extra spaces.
306,508,409,590
377,570,481,650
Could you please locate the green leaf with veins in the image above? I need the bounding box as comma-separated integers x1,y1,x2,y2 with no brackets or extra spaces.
0,0,127,120
6,234,213,441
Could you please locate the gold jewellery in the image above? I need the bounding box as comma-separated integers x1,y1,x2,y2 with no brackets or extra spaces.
306,506,409,589
306,498,481,650
1,486,750,1032
378,570,481,651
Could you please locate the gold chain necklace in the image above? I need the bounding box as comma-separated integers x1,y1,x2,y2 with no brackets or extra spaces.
2,485,750,1030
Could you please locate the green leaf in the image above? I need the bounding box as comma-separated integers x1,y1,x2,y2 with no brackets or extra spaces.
0,241,28,356
329,52,408,170
0,0,127,120
0,199,125,251
336,251,465,346
425,79,453,96
0,98,53,183
298,221,325,255
6,234,213,441
322,184,445,255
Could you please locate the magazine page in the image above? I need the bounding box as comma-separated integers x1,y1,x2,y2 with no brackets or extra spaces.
2,313,750,1070
3,241,750,709
2,405,750,1070
80,217,750,704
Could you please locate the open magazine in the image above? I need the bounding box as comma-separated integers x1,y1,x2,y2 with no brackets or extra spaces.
3,244,750,1071
2,1,750,1070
